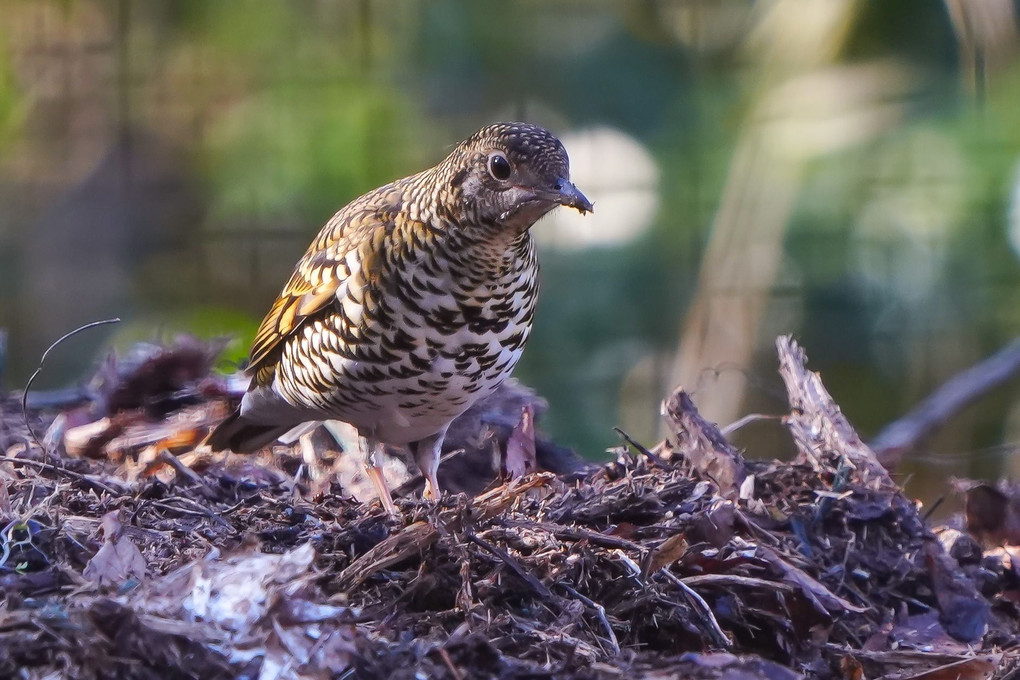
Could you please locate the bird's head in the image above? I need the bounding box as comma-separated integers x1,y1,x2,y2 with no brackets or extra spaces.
443,122,593,234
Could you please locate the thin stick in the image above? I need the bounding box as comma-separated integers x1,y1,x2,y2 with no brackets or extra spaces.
659,570,731,649
466,530,552,599
21,318,121,461
612,427,660,463
0,455,123,497
559,583,621,656
436,648,464,680
720,412,783,436
156,449,215,496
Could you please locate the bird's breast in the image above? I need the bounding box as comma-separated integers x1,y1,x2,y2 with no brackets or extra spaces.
270,242,539,444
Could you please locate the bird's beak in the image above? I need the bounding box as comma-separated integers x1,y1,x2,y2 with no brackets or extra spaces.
548,178,594,214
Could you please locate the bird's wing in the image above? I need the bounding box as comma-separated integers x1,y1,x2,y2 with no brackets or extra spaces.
247,185,404,378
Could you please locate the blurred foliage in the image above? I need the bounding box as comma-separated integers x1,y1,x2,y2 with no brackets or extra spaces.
1,0,1020,503
107,308,258,371
0,35,23,152
203,86,426,225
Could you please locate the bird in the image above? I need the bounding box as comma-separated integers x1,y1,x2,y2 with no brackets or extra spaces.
206,122,592,504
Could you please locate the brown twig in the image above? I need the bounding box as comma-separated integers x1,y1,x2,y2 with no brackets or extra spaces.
0,455,123,497
658,570,731,649
612,427,660,464
337,521,439,590
146,498,235,531
500,519,644,553
466,530,552,599
436,648,463,680
155,449,217,497
870,335,1020,468
661,387,746,497
776,336,892,490
559,583,621,656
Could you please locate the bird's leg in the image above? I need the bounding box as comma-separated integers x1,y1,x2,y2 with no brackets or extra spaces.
412,426,447,501
362,437,397,515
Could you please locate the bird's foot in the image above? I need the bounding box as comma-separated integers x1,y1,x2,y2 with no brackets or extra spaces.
422,475,442,503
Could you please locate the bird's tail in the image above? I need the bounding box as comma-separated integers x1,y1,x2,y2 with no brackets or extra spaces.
205,408,294,454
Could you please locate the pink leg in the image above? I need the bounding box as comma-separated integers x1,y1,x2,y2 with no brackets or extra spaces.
362,437,397,515
412,427,447,501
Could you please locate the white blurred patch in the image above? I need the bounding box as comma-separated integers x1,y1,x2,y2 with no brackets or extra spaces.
538,126,659,250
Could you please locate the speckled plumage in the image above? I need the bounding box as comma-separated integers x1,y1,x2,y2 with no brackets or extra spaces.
207,122,591,499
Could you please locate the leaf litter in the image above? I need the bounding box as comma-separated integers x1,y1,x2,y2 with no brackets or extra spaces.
0,335,1018,678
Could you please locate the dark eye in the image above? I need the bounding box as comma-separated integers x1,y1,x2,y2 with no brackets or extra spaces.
487,153,512,181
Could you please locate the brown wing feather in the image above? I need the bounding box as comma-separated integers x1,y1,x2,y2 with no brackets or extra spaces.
248,252,340,370
246,181,408,377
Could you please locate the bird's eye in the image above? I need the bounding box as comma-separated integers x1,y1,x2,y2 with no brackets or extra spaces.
487,153,512,181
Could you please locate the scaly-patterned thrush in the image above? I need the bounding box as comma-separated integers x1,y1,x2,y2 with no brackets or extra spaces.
207,122,592,500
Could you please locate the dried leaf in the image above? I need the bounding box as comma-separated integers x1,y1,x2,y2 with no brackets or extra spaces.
960,481,1020,547
504,403,536,480
98,335,230,416
839,655,864,680
738,473,756,500
83,511,146,586
661,388,746,496
643,532,689,578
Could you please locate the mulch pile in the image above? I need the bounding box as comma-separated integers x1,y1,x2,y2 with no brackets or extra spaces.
1,335,1019,679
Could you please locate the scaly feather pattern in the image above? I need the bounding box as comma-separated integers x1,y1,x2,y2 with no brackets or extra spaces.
207,122,592,501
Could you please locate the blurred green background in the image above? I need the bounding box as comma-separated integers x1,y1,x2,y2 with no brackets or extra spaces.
2,0,1020,502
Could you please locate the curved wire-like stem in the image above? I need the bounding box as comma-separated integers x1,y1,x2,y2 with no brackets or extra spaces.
21,318,121,463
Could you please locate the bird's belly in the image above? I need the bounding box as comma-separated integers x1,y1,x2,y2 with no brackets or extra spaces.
276,316,530,445
333,344,523,443
358,354,521,442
